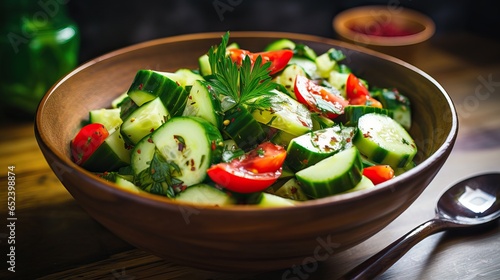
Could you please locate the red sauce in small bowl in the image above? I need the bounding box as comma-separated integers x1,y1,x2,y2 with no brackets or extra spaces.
348,22,418,37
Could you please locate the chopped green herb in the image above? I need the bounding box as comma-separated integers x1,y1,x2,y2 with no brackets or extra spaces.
206,32,278,112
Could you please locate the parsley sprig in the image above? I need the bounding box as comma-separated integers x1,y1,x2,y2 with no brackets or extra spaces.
135,150,182,198
207,32,278,111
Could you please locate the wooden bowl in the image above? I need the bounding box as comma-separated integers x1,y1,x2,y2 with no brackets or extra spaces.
35,31,457,272
333,6,435,63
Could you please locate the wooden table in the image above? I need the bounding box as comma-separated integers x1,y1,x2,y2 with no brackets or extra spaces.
1,31,499,280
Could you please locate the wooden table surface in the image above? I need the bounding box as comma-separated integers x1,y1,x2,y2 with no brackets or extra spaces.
1,31,499,280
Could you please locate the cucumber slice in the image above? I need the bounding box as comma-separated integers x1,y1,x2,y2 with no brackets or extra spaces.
249,90,313,137
89,108,122,131
81,129,131,172
115,176,141,193
294,43,317,61
395,160,416,176
315,48,339,78
274,64,307,98
151,116,224,187
111,92,129,108
340,175,375,194
286,125,355,172
371,88,412,130
328,71,350,96
120,97,169,144
118,96,139,121
288,57,318,79
174,68,204,87
311,114,336,130
198,54,211,76
270,129,296,149
295,146,363,198
222,104,267,151
182,80,223,128
353,113,417,168
274,178,309,201
127,70,188,116
256,192,296,207
264,38,296,51
175,184,235,206
340,105,393,127
131,135,156,176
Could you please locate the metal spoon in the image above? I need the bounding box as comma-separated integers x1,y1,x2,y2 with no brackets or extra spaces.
340,172,500,280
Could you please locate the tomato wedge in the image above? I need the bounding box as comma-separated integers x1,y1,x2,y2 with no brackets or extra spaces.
345,73,383,108
346,73,369,105
239,142,287,173
227,48,293,75
70,123,109,165
207,142,286,193
363,165,395,185
294,74,348,119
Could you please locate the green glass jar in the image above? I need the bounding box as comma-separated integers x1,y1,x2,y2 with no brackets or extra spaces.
0,0,79,116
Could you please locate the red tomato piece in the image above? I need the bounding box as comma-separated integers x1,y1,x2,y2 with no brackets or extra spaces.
227,48,293,75
363,165,395,185
71,123,109,165
207,163,281,193
251,50,294,75
239,142,287,173
346,73,370,105
207,142,286,193
294,74,348,119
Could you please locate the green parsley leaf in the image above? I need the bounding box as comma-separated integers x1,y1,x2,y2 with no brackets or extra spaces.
135,150,179,198
206,32,279,112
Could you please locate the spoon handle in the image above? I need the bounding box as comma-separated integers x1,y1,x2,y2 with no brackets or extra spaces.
339,218,451,280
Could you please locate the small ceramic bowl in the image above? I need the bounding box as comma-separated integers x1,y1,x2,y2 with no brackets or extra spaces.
333,5,435,63
35,31,457,272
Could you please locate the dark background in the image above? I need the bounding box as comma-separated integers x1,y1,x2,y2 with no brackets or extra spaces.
66,0,499,63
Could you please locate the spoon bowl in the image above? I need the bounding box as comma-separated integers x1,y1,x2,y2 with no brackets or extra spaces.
437,173,500,225
341,172,500,280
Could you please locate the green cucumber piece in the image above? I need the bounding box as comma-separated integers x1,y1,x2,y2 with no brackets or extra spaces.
340,105,393,127
288,57,318,79
256,192,296,207
118,96,139,121
175,184,235,206
328,71,350,96
264,38,296,51
120,97,169,144
371,88,412,130
274,178,309,201
340,175,375,193
198,54,211,76
315,48,340,78
174,68,204,87
295,146,363,198
81,129,131,172
131,134,156,176
353,113,417,168
115,176,141,193
274,64,307,98
111,92,129,108
198,42,240,77
294,43,317,61
249,90,313,137
222,104,267,151
151,116,224,187
270,129,296,149
182,80,223,128
311,114,336,130
89,108,122,131
127,70,188,116
286,125,355,172
395,160,416,176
